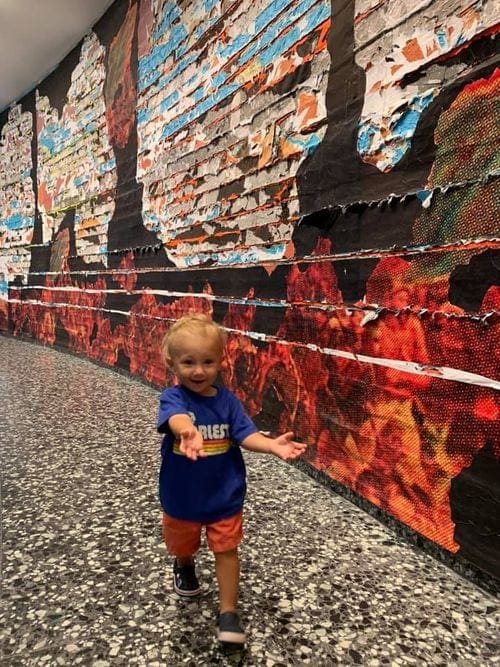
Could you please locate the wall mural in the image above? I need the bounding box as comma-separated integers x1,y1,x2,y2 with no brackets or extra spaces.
0,0,498,580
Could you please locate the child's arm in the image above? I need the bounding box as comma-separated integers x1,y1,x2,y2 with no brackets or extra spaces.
168,414,207,461
241,431,307,461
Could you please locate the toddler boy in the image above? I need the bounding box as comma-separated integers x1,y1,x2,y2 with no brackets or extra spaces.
157,314,307,647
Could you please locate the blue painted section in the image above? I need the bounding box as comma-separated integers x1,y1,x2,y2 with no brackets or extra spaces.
436,28,447,48
99,158,116,174
216,35,249,61
137,107,153,124
139,22,188,91
160,81,239,139
153,2,181,43
154,53,198,94
74,175,89,187
238,0,326,68
390,145,407,165
206,204,221,220
202,0,219,11
184,74,198,88
260,26,300,66
39,124,72,154
138,0,329,139
192,87,204,103
416,189,432,205
283,131,322,156
4,214,33,231
38,130,56,153
391,109,421,138
415,91,435,108
358,90,436,167
255,0,291,32
159,90,180,113
357,124,377,154
211,71,227,88
148,0,328,140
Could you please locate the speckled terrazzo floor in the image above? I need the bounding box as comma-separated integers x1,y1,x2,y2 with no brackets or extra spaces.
1,337,498,667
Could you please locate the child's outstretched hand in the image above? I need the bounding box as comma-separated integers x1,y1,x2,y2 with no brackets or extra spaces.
270,432,307,460
179,427,206,461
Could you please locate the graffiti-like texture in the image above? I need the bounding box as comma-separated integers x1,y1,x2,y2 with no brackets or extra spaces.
136,0,331,266
37,32,117,265
0,105,34,327
355,0,498,171
1,0,499,581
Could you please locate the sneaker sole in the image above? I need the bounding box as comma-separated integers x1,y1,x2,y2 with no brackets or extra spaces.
173,575,203,597
217,629,246,645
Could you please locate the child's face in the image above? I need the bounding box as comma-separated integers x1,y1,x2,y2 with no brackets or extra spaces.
167,331,223,396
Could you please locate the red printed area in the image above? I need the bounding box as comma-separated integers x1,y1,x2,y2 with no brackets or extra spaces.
0,300,8,331
105,3,137,149
218,243,498,551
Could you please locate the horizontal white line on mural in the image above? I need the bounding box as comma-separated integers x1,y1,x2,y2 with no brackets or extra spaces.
222,326,500,391
9,285,498,323
7,298,500,391
9,234,500,271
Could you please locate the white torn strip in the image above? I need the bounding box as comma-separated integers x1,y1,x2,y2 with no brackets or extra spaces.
11,285,499,322
9,298,500,391
220,326,500,391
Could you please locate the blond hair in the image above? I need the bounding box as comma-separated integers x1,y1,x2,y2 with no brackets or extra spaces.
162,313,226,361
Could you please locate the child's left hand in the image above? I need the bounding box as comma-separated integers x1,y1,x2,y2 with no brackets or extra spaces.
271,432,308,460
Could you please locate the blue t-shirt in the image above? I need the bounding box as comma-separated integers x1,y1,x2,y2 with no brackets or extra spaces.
157,385,258,523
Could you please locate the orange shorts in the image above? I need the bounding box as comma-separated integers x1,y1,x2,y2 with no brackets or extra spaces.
162,510,243,556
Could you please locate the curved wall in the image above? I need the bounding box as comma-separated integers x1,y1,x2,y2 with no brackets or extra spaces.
1,0,498,580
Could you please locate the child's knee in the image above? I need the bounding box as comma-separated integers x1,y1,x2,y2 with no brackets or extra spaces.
214,547,238,559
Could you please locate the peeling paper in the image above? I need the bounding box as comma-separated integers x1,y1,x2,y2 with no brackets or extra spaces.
8,291,500,391
0,105,35,297
36,32,117,266
354,0,498,171
13,283,499,325
136,0,331,266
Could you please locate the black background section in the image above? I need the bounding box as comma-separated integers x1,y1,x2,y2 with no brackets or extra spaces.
449,250,500,312
292,197,420,301
93,0,174,282
36,45,82,117
450,442,500,579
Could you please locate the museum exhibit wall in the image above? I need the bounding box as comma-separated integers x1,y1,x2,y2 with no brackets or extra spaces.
1,0,498,580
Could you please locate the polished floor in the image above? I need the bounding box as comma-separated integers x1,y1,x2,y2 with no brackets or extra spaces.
1,336,498,666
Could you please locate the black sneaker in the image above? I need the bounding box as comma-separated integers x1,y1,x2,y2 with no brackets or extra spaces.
173,560,202,597
217,611,246,647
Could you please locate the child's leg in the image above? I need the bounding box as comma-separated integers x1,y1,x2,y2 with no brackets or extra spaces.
214,548,240,613
206,511,243,612
214,547,247,645
206,513,247,644
162,513,203,596
176,555,195,566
